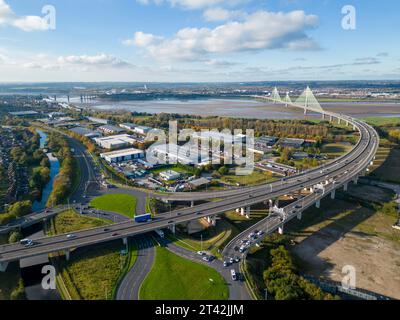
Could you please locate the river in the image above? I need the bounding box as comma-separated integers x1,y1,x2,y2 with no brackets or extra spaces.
24,130,61,300
32,130,60,211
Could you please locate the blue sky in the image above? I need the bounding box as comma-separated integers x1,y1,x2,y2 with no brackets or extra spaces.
0,0,399,82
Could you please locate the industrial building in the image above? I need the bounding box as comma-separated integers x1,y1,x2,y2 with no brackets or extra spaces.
192,131,247,145
98,125,126,135
148,143,209,165
249,136,278,154
119,123,137,131
9,111,39,118
94,134,138,149
70,127,101,139
133,125,152,135
87,117,110,125
279,138,305,149
159,170,182,181
100,148,144,163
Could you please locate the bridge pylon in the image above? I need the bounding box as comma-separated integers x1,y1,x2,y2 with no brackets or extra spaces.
283,92,292,107
295,86,324,114
271,87,282,103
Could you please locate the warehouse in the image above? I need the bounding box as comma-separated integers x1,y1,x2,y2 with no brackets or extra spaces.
94,134,138,149
98,125,125,135
70,127,101,139
100,148,144,163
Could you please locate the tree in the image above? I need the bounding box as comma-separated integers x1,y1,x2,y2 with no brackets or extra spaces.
10,279,26,300
7,201,32,218
8,230,23,244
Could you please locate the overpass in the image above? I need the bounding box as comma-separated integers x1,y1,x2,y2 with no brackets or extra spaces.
0,87,379,272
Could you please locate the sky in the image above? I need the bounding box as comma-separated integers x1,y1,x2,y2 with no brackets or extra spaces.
0,0,399,82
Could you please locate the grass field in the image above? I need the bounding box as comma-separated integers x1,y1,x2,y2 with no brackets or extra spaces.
0,234,22,300
167,219,240,256
364,117,400,127
369,147,400,183
321,143,352,158
90,194,137,218
52,209,110,234
50,210,129,300
150,165,195,175
140,246,228,300
220,170,274,186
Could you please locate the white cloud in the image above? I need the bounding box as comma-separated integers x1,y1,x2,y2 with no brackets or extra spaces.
57,54,134,68
136,0,235,10
0,0,50,31
203,7,244,22
205,59,238,67
132,10,319,61
122,31,163,47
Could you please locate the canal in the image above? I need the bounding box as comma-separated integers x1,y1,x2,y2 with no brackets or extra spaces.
32,130,60,211
23,129,61,300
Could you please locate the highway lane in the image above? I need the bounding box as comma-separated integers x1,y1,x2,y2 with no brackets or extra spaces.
0,111,379,265
116,236,155,300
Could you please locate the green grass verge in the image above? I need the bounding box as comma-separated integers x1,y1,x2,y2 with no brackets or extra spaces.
90,194,137,218
49,209,131,300
139,246,228,300
220,170,274,186
364,117,400,127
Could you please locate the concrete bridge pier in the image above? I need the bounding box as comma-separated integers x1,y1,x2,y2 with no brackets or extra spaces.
170,224,176,234
329,115,333,122
0,262,9,272
246,207,251,219
122,237,128,246
331,189,336,200
278,225,284,235
322,114,325,120
191,201,194,207
338,118,341,125
353,177,359,185
344,182,348,192
207,216,217,226
316,199,321,208
297,212,302,220
304,108,307,115
65,250,71,261
236,208,240,213
240,208,245,216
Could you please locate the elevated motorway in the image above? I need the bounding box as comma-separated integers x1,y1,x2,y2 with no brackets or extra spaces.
0,89,379,271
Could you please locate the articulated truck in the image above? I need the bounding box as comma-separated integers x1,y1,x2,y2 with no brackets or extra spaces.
134,213,152,223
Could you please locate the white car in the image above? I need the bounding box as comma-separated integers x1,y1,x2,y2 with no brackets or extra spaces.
67,234,76,239
197,251,206,256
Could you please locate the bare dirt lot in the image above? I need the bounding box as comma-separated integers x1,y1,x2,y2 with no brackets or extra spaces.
289,197,400,299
